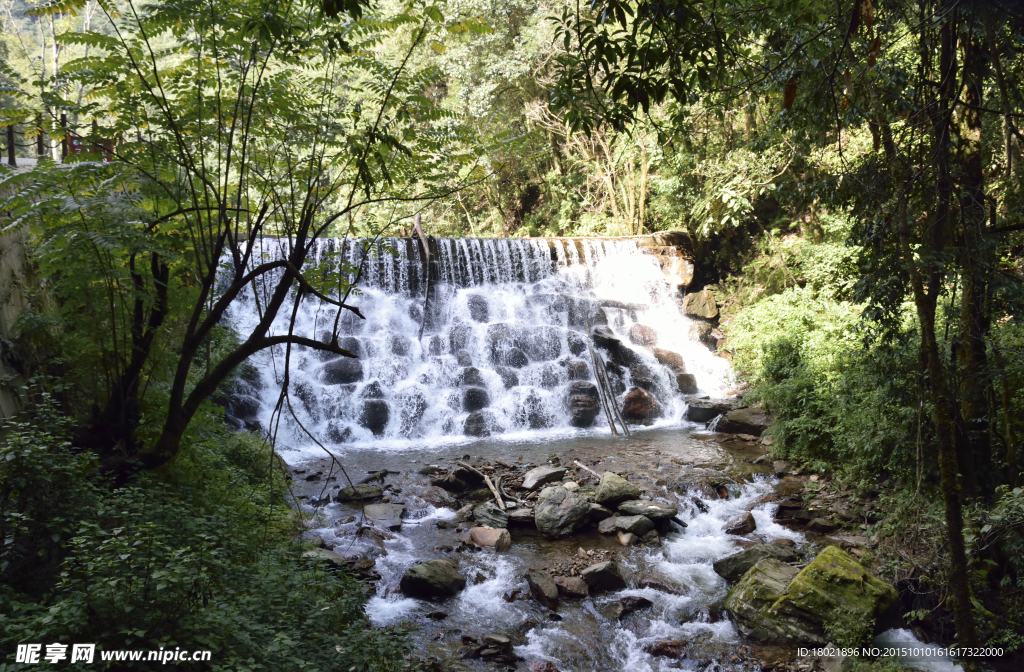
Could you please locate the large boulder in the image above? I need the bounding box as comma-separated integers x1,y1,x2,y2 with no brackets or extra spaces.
595,472,641,506
716,406,771,436
322,357,364,385
467,294,489,322
534,485,591,538
675,372,698,394
464,411,495,437
685,399,732,423
515,390,554,429
462,386,490,412
555,576,590,599
335,484,383,502
628,324,658,346
524,326,563,361
580,560,627,593
713,544,801,582
526,568,559,609
359,400,389,435
566,360,590,380
486,323,530,368
628,364,658,392
591,326,642,367
724,546,899,644
683,289,719,320
400,559,466,598
725,512,757,535
651,348,684,370
474,502,509,529
457,367,485,387
617,500,678,520
565,381,601,428
364,503,405,531
607,515,654,536
621,387,662,425
522,466,567,490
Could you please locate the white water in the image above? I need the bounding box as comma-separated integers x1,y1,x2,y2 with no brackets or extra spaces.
224,237,731,455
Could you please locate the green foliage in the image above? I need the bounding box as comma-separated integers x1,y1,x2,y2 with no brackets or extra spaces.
0,403,412,671
824,607,876,649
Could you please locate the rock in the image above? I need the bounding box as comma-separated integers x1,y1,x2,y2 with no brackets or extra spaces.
457,367,485,387
400,559,466,598
724,546,899,644
683,289,719,320
651,347,684,370
335,484,383,501
638,578,684,595
522,465,567,490
516,389,554,429
674,372,698,394
566,360,590,380
473,502,509,529
469,526,511,552
526,569,559,609
462,386,490,412
617,500,678,520
617,595,653,618
439,466,484,492
565,381,601,428
725,512,757,535
628,323,658,346
426,611,448,620
628,363,658,392
421,486,459,508
455,350,473,366
773,460,792,477
303,548,345,567
807,518,838,533
508,507,535,526
588,503,614,521
467,294,489,322
716,406,770,435
524,326,564,361
358,400,389,435
616,531,638,546
772,538,797,546
364,503,405,531
597,516,620,535
528,661,562,672
554,576,589,599
595,472,641,506
321,357,364,385
818,644,856,672
621,387,663,424
307,535,326,548
535,485,591,538
567,331,588,356
495,366,519,388
449,323,472,353
361,380,385,398
685,399,731,423
463,411,492,437
613,514,654,536
388,334,411,356
581,560,627,593
562,481,579,492
713,544,801,581
644,641,688,658
591,326,642,367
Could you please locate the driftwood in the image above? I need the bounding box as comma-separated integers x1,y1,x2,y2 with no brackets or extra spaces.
585,320,618,436
457,461,505,510
595,352,630,437
573,460,603,482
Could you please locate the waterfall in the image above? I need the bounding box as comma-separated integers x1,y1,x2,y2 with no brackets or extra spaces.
224,237,731,454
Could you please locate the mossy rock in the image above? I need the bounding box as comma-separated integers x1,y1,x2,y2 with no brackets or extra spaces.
724,545,898,644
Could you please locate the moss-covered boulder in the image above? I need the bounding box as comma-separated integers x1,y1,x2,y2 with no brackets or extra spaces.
724,546,898,644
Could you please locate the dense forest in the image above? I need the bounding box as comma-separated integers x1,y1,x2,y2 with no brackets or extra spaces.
1,0,1023,669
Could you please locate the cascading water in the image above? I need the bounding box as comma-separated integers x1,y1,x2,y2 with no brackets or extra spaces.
225,237,731,453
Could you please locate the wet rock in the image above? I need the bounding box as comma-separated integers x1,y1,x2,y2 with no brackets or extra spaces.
438,465,485,492
581,560,627,593
388,334,411,356
495,367,519,388
617,595,653,618
644,641,688,658
421,486,458,508
628,323,658,346
713,544,801,582
523,466,567,490
724,546,899,644
773,460,792,477
469,526,511,552
358,400,389,435
462,386,490,412
535,485,591,538
613,515,654,536
335,484,383,502
527,569,559,609
426,611,448,621
595,472,641,506
591,326,641,367
807,518,838,533
554,576,590,599
467,294,489,322
463,411,492,437
685,398,732,423
524,326,563,361
628,363,658,392
674,372,698,394
501,348,529,368
449,323,472,353
566,381,601,428
617,531,638,546
361,381,386,398
683,289,719,320
306,535,326,548
772,538,797,546
589,503,614,521
617,500,678,520
597,517,620,535
717,406,770,436
529,661,562,672
400,558,466,598
364,503,405,531
725,512,757,535
562,481,579,492
322,357,364,385
566,359,590,380
638,578,684,595
538,363,561,388
474,502,509,529
508,507,535,526
651,348,684,370
427,335,445,356
303,548,346,567
457,367,485,387
455,350,473,366
567,331,588,356
621,387,663,425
